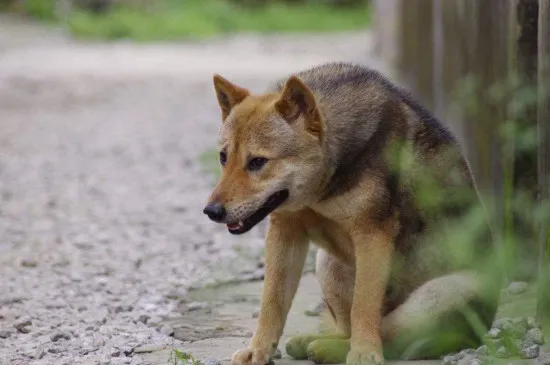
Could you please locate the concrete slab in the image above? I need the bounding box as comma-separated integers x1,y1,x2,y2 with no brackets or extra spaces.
140,274,442,365
139,275,547,365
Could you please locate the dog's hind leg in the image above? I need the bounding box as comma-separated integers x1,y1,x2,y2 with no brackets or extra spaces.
381,271,500,360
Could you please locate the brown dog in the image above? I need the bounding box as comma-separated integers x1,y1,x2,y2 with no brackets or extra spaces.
203,62,501,365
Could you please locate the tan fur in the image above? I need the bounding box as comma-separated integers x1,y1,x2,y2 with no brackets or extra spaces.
205,63,500,365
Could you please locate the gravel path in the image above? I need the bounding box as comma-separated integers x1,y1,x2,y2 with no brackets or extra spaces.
0,15,374,365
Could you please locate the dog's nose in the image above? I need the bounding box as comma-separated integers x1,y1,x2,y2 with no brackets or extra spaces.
203,202,226,222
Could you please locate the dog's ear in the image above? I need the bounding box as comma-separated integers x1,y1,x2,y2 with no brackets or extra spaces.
275,76,323,138
213,74,250,121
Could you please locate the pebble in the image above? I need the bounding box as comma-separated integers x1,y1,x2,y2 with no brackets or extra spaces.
519,344,540,359
14,317,32,333
486,328,501,339
0,330,12,339
32,346,45,360
50,331,71,342
475,345,488,357
443,354,458,365
114,305,134,314
20,259,38,268
159,324,175,337
252,311,259,319
111,349,121,357
138,315,150,324
273,348,282,359
507,281,528,295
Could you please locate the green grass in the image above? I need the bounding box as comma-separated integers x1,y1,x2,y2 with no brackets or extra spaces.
168,349,202,365
60,0,371,41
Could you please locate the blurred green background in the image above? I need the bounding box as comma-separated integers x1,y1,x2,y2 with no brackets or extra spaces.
0,0,371,40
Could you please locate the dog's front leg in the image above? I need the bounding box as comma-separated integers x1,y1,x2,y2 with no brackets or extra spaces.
232,214,309,365
347,221,394,365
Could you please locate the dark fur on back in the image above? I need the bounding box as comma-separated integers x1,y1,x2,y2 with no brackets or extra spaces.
272,62,463,202
272,63,493,310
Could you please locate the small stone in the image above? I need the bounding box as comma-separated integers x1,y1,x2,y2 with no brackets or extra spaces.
115,345,134,356
495,346,512,358
138,315,150,324
159,324,174,337
48,347,60,354
525,328,545,345
458,355,481,365
493,318,512,330
32,346,45,359
507,281,528,295
519,344,539,359
486,328,501,339
476,345,489,357
204,358,222,365
273,348,282,359
0,330,11,339
114,305,134,313
111,349,121,357
14,317,32,333
50,331,71,342
252,311,259,319
20,259,38,268
443,354,458,365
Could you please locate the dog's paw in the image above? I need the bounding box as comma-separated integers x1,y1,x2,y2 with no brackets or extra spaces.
231,347,272,365
346,345,384,365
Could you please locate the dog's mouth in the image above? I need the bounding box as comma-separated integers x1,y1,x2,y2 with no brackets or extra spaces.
226,189,289,235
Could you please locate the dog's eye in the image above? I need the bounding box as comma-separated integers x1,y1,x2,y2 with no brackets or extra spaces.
219,151,227,166
247,157,268,171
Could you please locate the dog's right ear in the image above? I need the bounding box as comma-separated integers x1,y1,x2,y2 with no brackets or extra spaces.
213,74,249,121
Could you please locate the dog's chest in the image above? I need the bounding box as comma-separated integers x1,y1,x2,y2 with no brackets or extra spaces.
302,211,355,265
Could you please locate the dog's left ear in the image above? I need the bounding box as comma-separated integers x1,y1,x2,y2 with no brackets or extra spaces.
275,76,323,138
213,74,250,121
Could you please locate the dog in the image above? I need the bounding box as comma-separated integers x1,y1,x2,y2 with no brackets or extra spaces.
203,62,501,365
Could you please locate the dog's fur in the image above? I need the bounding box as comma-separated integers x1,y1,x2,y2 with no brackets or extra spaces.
204,62,501,365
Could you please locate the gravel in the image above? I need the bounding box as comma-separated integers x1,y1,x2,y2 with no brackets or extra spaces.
443,315,547,365
0,16,371,365
519,345,540,359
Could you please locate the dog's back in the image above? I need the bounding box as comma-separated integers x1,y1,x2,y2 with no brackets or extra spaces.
273,62,497,312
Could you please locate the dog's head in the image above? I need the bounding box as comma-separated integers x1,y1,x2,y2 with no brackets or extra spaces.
203,74,326,234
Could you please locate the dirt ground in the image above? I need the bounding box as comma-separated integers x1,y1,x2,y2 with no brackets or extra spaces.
0,15,377,365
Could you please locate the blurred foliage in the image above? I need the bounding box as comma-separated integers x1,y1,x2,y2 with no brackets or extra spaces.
0,0,371,41
0,0,57,20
